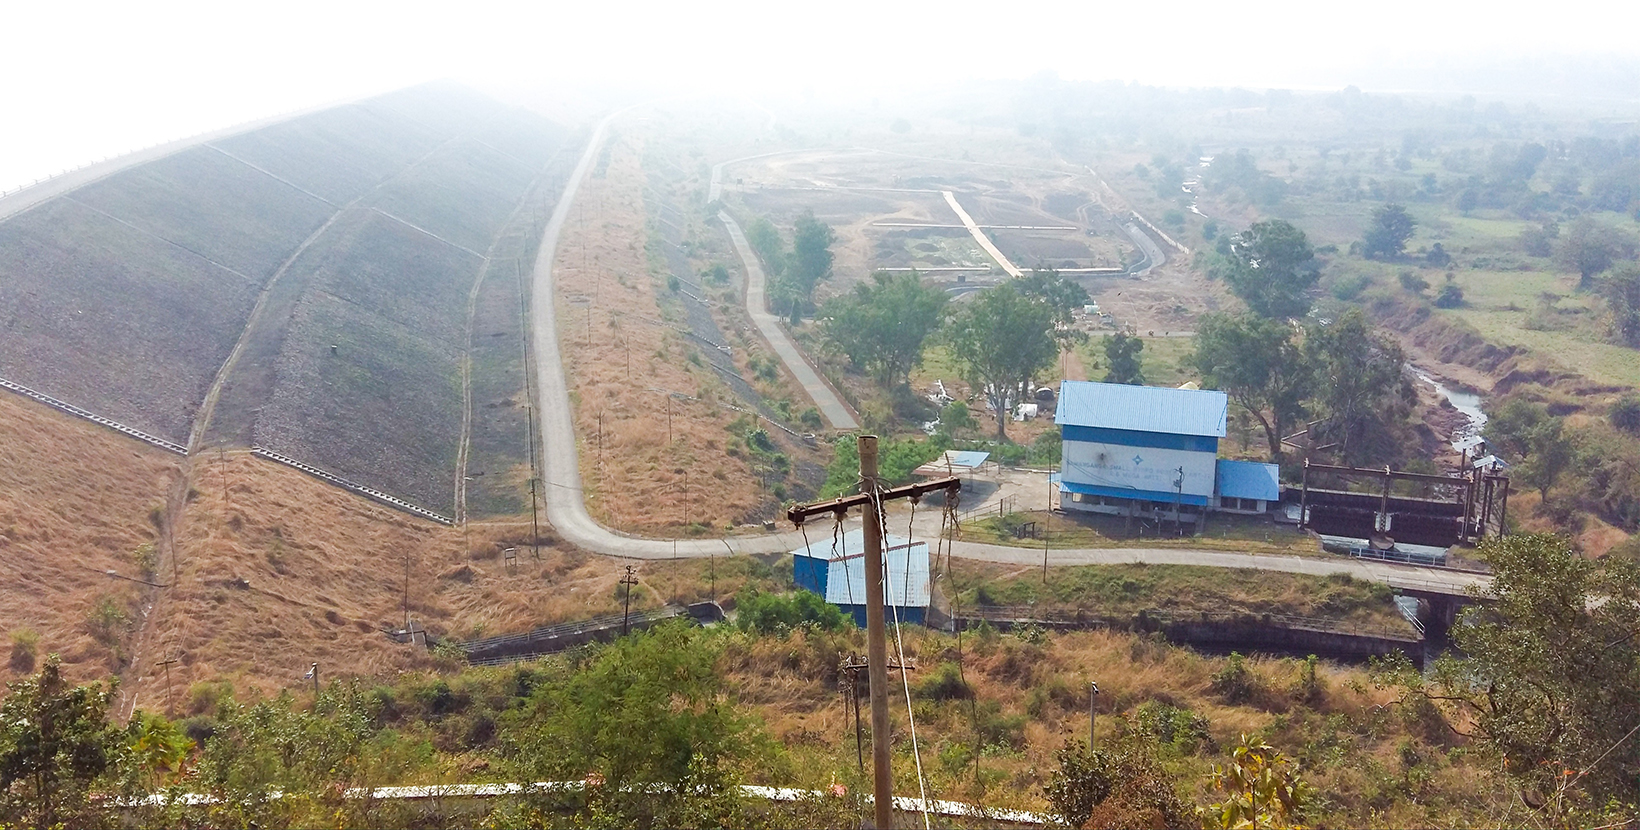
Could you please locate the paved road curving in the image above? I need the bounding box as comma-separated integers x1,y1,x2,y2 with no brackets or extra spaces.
718,210,859,430
529,117,1488,597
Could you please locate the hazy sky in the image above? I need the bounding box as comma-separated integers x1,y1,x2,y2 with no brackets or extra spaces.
3,0,1638,191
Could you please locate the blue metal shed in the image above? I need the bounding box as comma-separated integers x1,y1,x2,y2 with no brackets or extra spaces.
791,529,929,627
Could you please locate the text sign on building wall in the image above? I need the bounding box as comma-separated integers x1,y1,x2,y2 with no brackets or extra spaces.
1063,441,1217,498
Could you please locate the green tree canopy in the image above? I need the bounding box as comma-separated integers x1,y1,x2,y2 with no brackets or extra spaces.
504,622,756,826
1304,310,1412,465
1612,393,1640,436
946,283,1059,439
1383,534,1640,825
744,216,785,278
1485,397,1573,499
1361,203,1416,259
786,210,836,323
0,656,123,829
1101,332,1145,385
1224,220,1320,319
1186,313,1311,461
1557,216,1635,290
1603,263,1640,348
819,271,948,388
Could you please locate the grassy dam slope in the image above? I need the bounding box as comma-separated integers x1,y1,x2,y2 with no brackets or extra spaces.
0,82,570,516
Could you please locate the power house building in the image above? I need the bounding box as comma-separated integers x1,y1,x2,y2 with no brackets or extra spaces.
1055,380,1280,526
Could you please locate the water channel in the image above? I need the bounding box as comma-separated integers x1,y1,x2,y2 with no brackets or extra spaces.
1413,368,1489,450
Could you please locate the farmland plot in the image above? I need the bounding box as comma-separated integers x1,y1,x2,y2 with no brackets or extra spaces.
70,145,334,282
0,198,259,443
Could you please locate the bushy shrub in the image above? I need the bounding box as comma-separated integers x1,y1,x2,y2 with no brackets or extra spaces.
1211,652,1260,704
917,661,972,701
734,588,849,634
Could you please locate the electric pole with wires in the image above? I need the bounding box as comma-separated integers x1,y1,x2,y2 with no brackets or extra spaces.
787,435,959,830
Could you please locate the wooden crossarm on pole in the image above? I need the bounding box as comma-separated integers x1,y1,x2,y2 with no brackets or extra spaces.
785,476,961,527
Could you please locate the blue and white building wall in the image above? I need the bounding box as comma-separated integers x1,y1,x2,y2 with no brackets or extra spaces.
1055,380,1277,520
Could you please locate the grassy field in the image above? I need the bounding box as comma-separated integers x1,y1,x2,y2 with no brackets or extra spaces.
959,509,1320,556
0,393,181,688
945,559,1407,632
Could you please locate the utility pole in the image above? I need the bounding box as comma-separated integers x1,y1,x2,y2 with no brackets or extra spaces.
620,566,639,635
858,436,894,830
1089,680,1100,746
403,550,411,628
788,438,959,830
156,653,179,716
1173,466,1185,535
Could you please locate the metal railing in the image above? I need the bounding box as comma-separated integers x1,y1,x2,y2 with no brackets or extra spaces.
460,605,693,666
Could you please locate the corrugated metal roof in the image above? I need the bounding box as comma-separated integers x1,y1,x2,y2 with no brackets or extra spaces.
1055,380,1228,437
1216,459,1281,501
792,529,929,608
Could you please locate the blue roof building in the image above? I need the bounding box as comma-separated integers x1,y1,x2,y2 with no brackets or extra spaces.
1055,380,1278,525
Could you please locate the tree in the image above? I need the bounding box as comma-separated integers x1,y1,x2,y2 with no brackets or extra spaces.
1043,739,1191,830
1556,216,1632,290
1434,276,1465,308
1380,534,1640,824
819,271,948,389
1486,398,1573,499
734,588,849,634
1017,267,1091,368
744,216,786,279
504,622,755,827
1304,310,1413,465
1200,735,1313,830
1362,203,1416,259
1602,263,1640,348
1102,332,1145,385
1612,394,1640,436
1223,220,1320,319
786,210,836,323
1186,314,1311,461
0,655,123,829
1426,242,1451,267
946,283,1059,439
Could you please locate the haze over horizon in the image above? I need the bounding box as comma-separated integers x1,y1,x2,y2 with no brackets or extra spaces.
2,0,1637,192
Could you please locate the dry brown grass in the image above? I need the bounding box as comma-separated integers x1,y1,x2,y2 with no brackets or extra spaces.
0,394,181,686
0,390,777,709
556,134,776,533
717,624,1411,814
101,449,745,712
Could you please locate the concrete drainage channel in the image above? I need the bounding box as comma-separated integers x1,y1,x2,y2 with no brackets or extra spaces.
458,601,725,666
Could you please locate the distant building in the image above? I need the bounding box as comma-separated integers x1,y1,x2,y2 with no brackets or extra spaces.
1055,380,1278,526
791,529,929,626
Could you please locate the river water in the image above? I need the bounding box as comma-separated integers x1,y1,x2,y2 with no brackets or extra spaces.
1413,368,1489,450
